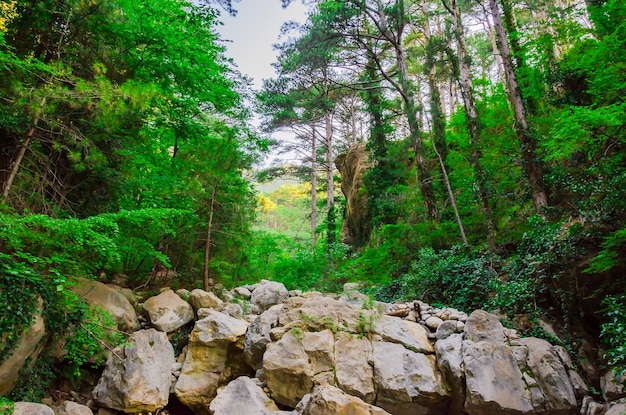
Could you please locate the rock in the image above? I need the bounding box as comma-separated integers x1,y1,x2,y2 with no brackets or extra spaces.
13,403,54,415
188,289,224,311
435,334,464,414
174,310,249,414
463,310,505,344
219,303,244,319
108,285,137,307
374,315,433,354
250,281,289,312
521,337,577,412
580,396,605,415
436,320,458,340
71,278,139,332
297,295,364,333
175,289,191,300
302,330,334,375
602,369,626,402
334,331,375,403
209,376,280,415
372,341,449,414
55,401,93,415
263,330,314,408
92,329,174,413
234,286,252,298
0,298,46,395
463,340,533,414
143,290,194,333
298,385,391,415
425,316,443,330
244,304,283,370
606,400,626,415
335,143,371,246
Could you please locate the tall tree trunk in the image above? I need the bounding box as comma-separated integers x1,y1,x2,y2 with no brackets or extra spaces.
204,182,217,290
325,112,336,246
376,0,438,221
311,125,317,248
396,45,439,221
490,0,548,214
447,0,497,250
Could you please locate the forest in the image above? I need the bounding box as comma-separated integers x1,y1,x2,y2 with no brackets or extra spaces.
0,0,625,403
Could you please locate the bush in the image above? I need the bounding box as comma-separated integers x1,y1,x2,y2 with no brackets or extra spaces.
374,246,497,312
601,295,626,379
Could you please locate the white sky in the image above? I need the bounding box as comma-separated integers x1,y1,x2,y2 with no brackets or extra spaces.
216,1,309,167
216,1,309,89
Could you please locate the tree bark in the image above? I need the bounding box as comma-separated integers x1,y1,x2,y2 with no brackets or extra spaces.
203,182,217,290
490,0,548,214
311,125,317,248
325,112,336,246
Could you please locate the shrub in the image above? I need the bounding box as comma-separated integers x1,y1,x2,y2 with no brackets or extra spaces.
601,295,626,380
374,246,496,312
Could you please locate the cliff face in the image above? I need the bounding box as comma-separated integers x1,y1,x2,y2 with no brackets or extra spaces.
335,143,371,246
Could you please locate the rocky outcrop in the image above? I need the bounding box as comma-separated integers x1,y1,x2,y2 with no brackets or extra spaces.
335,143,370,246
0,298,46,396
92,329,175,413
142,289,194,333
71,278,139,332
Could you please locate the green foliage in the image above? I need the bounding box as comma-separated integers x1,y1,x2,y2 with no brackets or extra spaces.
8,358,56,403
0,397,13,415
374,246,496,312
601,295,626,379
585,226,626,274
63,305,125,380
0,209,196,278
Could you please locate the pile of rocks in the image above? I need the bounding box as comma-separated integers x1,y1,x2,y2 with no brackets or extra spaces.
3,279,625,415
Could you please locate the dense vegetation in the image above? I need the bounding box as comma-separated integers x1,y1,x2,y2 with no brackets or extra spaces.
0,0,625,403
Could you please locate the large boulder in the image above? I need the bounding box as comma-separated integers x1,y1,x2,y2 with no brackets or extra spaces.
263,329,314,408
12,403,54,415
243,304,283,370
208,376,281,415
174,309,250,414
462,310,580,415
71,279,139,332
0,299,46,396
334,332,375,403
521,337,577,413
298,385,391,415
463,340,533,415
250,281,289,312
143,290,194,333
372,341,449,415
188,289,224,311
374,315,433,354
92,329,175,413
435,333,464,414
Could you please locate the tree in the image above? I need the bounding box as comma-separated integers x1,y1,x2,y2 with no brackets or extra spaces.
488,0,548,214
